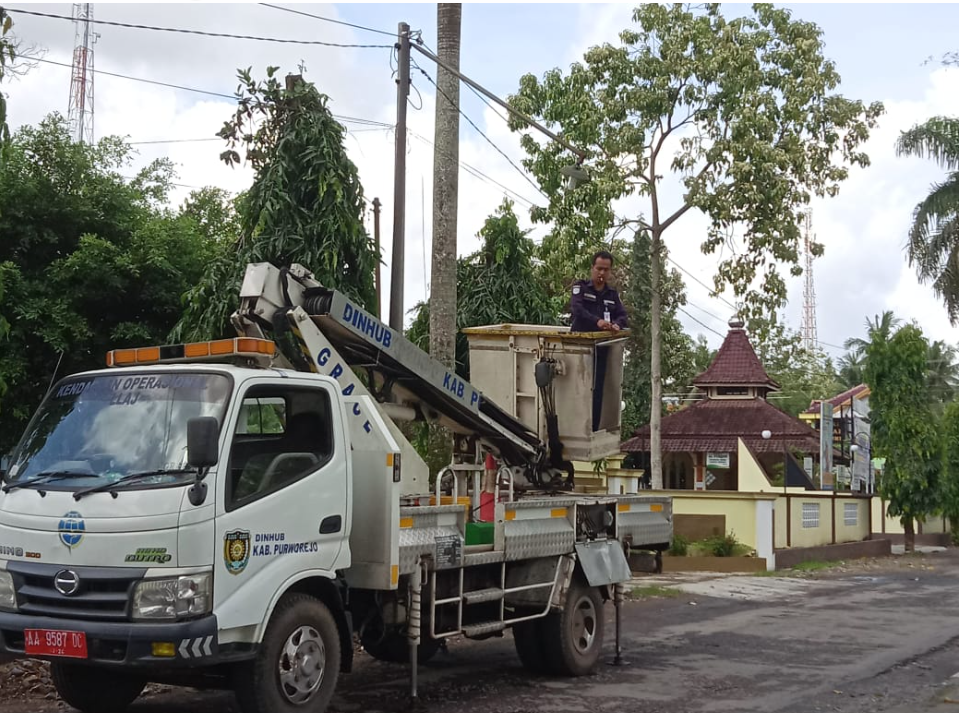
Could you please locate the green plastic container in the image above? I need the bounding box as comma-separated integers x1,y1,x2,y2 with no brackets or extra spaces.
465,522,495,546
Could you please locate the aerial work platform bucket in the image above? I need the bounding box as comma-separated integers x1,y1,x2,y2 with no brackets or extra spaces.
463,325,628,463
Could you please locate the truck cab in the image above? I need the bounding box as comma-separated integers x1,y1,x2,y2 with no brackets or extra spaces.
0,350,359,712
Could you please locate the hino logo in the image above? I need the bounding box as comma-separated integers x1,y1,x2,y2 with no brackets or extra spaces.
53,569,80,596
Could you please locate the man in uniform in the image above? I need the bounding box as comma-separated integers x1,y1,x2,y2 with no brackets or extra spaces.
569,251,629,431
570,250,628,333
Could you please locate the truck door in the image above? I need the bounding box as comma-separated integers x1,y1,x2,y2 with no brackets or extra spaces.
213,378,349,608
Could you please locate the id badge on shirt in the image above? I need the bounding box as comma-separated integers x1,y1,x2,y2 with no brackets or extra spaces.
604,309,611,322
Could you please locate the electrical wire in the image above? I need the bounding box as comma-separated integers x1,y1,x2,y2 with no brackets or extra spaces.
407,130,539,209
25,56,395,131
411,60,547,200
257,3,395,38
5,7,394,49
676,306,726,339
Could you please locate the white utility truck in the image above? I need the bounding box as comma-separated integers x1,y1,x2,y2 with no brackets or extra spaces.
0,262,671,713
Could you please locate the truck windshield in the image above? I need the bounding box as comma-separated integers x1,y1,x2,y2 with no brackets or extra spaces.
4,372,232,492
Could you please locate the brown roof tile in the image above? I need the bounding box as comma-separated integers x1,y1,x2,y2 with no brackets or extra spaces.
621,398,822,454
692,320,780,390
802,384,870,415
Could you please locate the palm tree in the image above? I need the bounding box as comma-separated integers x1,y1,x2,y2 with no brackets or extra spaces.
837,351,865,389
895,117,959,324
927,339,959,410
844,311,902,357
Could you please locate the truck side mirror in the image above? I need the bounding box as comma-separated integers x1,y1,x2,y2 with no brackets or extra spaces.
187,417,220,469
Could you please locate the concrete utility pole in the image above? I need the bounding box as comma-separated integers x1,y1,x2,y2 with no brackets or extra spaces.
389,23,412,331
430,3,461,369
373,197,382,319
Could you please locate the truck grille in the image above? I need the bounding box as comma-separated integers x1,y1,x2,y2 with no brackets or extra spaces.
7,562,146,622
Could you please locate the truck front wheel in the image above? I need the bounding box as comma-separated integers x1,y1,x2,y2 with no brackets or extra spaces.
542,575,605,676
235,593,341,713
51,662,145,713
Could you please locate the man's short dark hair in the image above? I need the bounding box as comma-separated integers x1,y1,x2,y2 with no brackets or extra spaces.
592,250,614,267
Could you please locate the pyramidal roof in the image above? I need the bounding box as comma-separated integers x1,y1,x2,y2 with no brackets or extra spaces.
692,317,780,391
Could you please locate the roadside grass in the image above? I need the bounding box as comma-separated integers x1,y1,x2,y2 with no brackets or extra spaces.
748,560,838,577
628,585,682,600
792,560,836,572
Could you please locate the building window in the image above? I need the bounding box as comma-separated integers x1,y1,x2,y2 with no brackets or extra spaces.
802,502,820,528
844,502,858,527
717,386,749,396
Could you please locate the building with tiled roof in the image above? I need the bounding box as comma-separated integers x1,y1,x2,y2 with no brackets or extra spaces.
621,317,826,491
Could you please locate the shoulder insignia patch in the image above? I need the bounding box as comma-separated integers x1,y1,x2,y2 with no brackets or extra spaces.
572,285,580,295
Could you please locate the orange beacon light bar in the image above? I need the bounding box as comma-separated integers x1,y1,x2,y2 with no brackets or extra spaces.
106,338,276,368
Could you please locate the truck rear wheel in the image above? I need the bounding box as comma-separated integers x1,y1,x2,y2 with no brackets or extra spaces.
512,617,550,674
235,593,341,713
542,575,605,676
51,662,145,713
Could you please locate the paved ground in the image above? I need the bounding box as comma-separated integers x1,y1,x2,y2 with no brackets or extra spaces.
2,550,959,712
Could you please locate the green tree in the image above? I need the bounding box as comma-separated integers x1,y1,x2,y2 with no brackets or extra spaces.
895,117,959,323
406,200,556,477
0,7,17,145
408,199,556,378
836,350,865,390
865,323,940,553
0,115,215,451
173,68,377,341
746,314,841,416
508,3,883,487
621,229,697,436
926,339,959,412
940,399,959,537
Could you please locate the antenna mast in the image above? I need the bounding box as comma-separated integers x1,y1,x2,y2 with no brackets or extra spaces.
68,3,98,144
800,209,819,352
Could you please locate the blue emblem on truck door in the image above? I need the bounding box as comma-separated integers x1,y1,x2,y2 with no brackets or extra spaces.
224,529,251,575
58,511,85,549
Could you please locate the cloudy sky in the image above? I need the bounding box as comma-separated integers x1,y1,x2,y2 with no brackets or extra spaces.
4,2,959,362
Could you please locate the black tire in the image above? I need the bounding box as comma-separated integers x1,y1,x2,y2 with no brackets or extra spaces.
542,575,605,676
511,617,551,674
234,594,341,713
51,662,145,713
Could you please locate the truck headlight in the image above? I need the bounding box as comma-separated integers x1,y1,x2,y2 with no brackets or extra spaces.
0,570,16,612
132,573,212,621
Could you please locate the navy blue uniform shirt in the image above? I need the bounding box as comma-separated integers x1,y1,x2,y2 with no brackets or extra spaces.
569,279,628,332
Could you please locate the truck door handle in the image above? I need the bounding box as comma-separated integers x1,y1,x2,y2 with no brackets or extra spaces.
319,515,342,534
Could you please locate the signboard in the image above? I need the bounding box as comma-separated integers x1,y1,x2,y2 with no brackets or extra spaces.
706,452,730,469
803,456,814,479
434,534,462,569
820,401,834,488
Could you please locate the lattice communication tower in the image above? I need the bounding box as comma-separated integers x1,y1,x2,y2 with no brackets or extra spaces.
68,3,98,144
800,210,818,352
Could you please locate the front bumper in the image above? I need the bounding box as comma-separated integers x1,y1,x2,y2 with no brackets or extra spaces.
0,611,238,668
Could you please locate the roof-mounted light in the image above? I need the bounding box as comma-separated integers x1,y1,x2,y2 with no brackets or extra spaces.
106,338,276,368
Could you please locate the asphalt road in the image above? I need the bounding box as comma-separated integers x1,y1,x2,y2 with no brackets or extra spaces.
3,550,959,713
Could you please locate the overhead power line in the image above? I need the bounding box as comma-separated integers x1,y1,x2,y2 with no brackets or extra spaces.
25,56,394,130
257,3,395,38
5,7,393,49
411,61,547,201
407,130,539,209
677,306,726,339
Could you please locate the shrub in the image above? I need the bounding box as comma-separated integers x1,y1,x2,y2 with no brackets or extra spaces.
705,531,739,557
668,534,690,556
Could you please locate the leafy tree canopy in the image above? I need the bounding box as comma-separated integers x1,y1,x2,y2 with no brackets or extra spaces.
407,199,556,379
0,115,215,451
865,322,940,545
507,2,883,322
172,68,377,342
